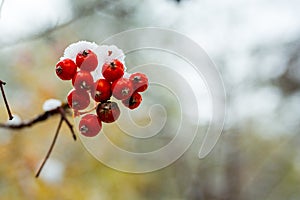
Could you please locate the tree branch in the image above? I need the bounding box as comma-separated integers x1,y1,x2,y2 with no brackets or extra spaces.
0,102,75,139
58,106,76,140
35,116,63,178
0,101,76,177
0,80,13,120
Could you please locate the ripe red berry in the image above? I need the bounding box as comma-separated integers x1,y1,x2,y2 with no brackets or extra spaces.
76,50,98,71
79,114,102,137
67,89,90,110
91,79,112,102
72,71,94,91
111,78,133,100
122,92,142,110
96,101,120,123
102,59,124,82
130,72,148,92
55,59,77,80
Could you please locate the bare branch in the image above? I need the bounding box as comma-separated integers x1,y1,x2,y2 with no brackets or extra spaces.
35,116,63,178
0,80,13,120
0,101,76,177
58,106,76,140
0,103,70,129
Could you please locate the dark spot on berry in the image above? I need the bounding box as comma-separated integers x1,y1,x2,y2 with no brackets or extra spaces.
82,50,89,57
56,66,62,74
121,88,130,96
95,91,101,98
80,125,89,133
129,96,136,106
133,76,141,83
110,62,116,69
80,81,90,89
73,100,79,108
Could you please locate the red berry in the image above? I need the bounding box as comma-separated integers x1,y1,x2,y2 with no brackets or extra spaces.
91,79,112,102
72,71,94,91
130,72,148,92
76,49,98,71
55,59,77,80
122,92,142,110
79,114,102,137
102,59,124,82
111,78,133,100
96,101,120,123
67,89,90,110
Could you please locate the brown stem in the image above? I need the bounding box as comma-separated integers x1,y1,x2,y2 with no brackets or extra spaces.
0,103,70,129
0,80,13,120
58,107,76,141
35,116,63,178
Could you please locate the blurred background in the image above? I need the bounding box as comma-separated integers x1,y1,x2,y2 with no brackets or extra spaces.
1,0,300,199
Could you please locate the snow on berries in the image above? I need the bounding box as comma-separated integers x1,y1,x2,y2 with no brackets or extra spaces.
55,41,149,137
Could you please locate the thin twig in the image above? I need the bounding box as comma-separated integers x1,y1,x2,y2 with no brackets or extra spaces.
0,103,70,129
0,80,13,120
0,102,76,177
58,107,76,141
35,116,63,178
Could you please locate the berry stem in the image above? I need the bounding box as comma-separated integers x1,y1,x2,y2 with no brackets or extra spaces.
110,62,116,69
77,104,98,116
82,50,89,56
0,80,13,120
35,116,63,178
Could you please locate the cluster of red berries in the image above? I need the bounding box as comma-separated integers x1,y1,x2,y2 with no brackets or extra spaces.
55,48,148,137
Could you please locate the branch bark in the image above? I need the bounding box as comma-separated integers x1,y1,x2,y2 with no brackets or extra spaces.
0,80,13,120
0,103,70,129
0,102,77,177
35,116,64,178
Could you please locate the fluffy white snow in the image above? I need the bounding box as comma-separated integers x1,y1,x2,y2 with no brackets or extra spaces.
6,114,22,126
42,99,62,111
62,41,99,61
